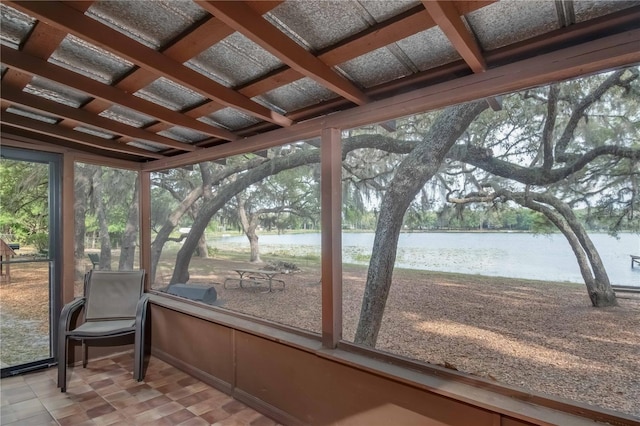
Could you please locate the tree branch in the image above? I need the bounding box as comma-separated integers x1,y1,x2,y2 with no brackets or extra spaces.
542,84,559,171
448,144,639,186
554,69,633,162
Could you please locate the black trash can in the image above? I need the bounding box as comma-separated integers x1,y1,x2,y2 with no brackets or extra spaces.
166,283,218,305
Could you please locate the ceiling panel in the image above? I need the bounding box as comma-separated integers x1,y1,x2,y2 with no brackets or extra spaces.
158,126,208,144
134,77,206,111
6,106,59,124
98,105,156,128
200,108,259,131
357,0,419,22
49,35,134,84
573,1,638,22
24,76,92,108
74,125,117,139
85,0,208,50
396,26,461,72
338,47,411,88
466,0,558,50
185,32,283,88
256,77,337,113
0,4,35,49
266,1,369,51
128,140,165,152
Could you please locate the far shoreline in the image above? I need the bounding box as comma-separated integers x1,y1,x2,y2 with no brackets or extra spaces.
206,229,639,236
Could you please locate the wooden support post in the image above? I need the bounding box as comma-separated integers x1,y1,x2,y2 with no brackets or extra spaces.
62,152,76,303
321,127,343,348
139,170,151,291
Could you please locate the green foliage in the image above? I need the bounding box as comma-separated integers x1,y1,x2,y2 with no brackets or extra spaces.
75,163,139,251
206,246,219,257
267,250,319,262
0,159,49,243
398,204,540,232
26,233,49,253
235,161,321,232
531,212,556,235
150,186,178,231
353,253,371,262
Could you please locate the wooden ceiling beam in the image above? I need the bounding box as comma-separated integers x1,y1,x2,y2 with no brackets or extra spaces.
138,1,493,133
328,30,640,130
163,0,282,62
197,1,370,105
188,1,494,121
421,1,501,110
99,17,234,97
2,2,93,89
145,28,640,171
7,1,292,127
1,126,146,162
422,0,487,73
1,46,239,141
46,15,234,148
0,83,197,152
2,22,69,89
59,2,282,138
53,16,233,145
0,107,164,160
187,5,640,149
1,3,99,138
51,2,283,145
240,1,494,98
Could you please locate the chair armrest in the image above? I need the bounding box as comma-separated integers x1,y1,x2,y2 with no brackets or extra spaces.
59,297,85,335
135,293,150,329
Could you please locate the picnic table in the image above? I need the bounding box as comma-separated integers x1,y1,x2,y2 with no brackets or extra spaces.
223,268,285,292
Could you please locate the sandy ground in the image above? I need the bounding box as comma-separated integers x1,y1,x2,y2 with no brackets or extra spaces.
0,261,51,368
172,256,640,418
2,256,639,418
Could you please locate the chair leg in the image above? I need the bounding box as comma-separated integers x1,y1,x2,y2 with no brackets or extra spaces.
134,294,149,382
58,335,67,393
82,340,87,368
133,328,144,381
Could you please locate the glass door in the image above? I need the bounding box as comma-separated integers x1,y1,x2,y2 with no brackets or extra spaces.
0,147,61,377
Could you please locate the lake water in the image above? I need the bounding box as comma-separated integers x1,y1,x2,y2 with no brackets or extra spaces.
214,232,640,287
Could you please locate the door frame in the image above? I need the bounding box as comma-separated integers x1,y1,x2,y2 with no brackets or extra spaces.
0,146,62,377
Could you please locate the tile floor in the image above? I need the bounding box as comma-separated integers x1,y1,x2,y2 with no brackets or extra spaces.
0,353,279,425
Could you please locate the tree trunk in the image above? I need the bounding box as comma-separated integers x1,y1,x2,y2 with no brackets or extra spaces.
248,233,261,263
237,195,261,263
93,167,111,270
74,165,91,280
193,162,215,259
502,189,617,307
196,234,209,259
118,178,139,271
354,101,488,347
150,187,203,284
171,150,321,284
168,135,465,284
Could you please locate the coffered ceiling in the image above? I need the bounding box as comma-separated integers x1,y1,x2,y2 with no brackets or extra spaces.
1,1,639,162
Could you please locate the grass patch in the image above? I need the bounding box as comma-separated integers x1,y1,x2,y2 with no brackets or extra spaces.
352,253,371,263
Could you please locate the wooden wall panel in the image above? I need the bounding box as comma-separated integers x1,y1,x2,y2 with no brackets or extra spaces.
502,417,536,426
234,331,496,426
147,301,630,426
149,305,234,386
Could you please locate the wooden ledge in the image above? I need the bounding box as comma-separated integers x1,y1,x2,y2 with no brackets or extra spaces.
148,293,636,426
